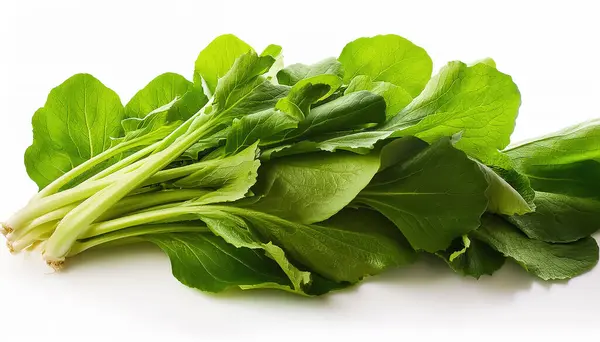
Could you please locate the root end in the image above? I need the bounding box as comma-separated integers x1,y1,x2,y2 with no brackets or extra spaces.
46,260,64,271
1,222,13,235
6,241,15,254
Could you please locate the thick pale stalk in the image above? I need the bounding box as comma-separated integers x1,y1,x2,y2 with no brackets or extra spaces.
68,223,209,256
43,115,215,263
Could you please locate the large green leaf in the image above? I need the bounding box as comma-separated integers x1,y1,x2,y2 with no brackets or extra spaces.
382,61,521,164
473,215,599,280
506,119,600,168
504,123,600,242
339,34,432,97
247,151,380,224
123,73,195,119
194,34,253,93
356,137,489,252
277,58,344,86
205,206,416,283
190,209,311,291
506,192,600,243
25,74,124,189
146,233,293,293
506,120,600,199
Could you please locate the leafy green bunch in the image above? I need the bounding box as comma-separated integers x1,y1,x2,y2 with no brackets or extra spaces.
2,34,599,295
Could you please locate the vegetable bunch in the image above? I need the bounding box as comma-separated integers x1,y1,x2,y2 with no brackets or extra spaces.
3,34,599,295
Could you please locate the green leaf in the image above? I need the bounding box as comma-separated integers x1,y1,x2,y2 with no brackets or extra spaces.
438,235,506,278
167,86,210,121
383,61,521,164
506,192,600,243
276,74,342,120
211,52,287,124
507,119,600,168
146,232,293,293
173,142,261,204
339,34,432,97
260,131,394,160
25,74,124,189
246,151,380,224
346,75,413,118
194,34,253,93
293,90,387,138
277,57,343,86
225,109,299,156
477,162,532,215
506,120,600,199
215,206,416,283
356,137,489,252
504,123,600,242
488,165,536,206
192,209,311,291
123,73,194,119
473,215,599,280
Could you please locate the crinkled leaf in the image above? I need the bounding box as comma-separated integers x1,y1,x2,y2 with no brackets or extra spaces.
383,61,521,164
473,215,599,280
356,137,489,252
277,57,343,86
194,34,253,92
25,74,124,189
339,34,432,97
173,143,261,204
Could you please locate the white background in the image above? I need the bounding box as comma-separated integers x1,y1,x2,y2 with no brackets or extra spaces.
1,0,599,341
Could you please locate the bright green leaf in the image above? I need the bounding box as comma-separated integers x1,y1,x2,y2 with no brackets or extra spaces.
383,61,521,164
25,74,124,189
339,34,432,97
194,34,253,92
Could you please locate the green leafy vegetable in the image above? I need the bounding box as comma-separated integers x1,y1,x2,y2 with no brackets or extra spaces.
5,33,600,298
